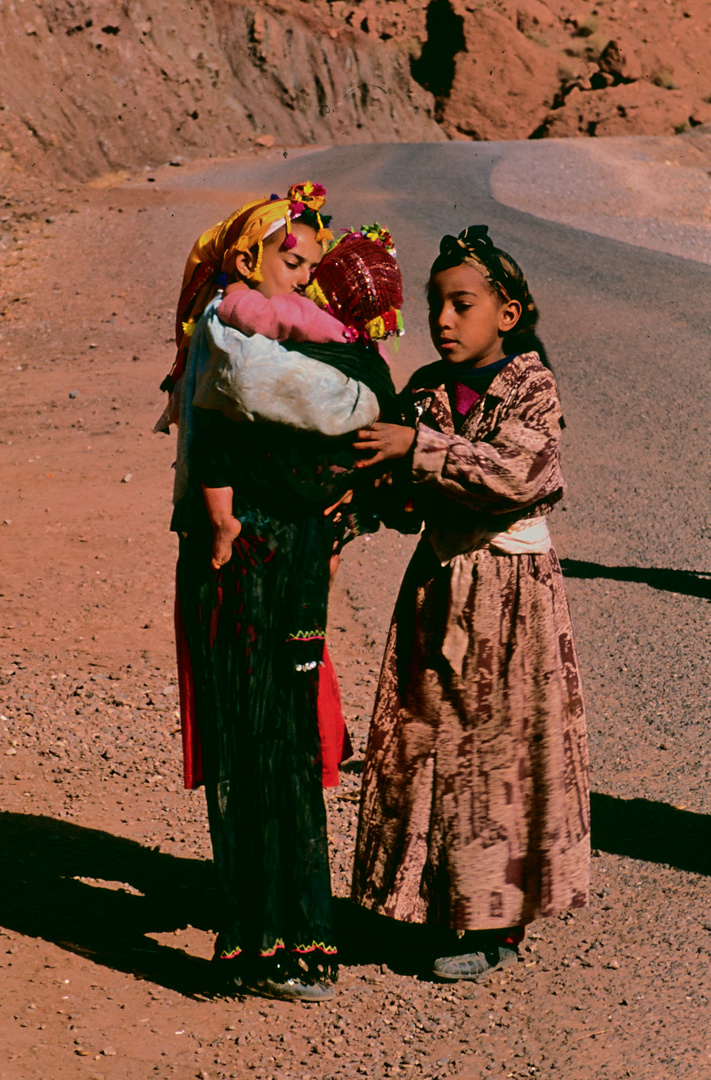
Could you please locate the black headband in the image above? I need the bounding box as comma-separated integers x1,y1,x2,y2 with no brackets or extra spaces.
432,225,537,332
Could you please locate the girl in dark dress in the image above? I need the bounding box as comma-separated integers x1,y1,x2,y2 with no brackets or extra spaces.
169,201,402,1001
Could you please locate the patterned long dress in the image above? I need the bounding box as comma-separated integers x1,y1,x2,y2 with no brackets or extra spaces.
352,353,590,931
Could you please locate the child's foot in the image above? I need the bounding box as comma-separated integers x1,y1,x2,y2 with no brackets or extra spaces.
211,518,242,570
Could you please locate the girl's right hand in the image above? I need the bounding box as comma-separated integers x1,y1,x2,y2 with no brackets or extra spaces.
353,423,416,468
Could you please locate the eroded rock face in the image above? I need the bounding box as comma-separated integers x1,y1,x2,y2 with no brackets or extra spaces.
435,6,561,141
598,37,643,85
212,1,442,146
515,0,557,36
536,82,696,139
406,0,711,142
0,0,248,181
2,0,711,187
0,0,441,184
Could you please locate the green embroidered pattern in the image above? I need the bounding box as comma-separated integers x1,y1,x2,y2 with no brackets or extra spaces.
219,945,243,959
293,941,338,955
219,938,336,958
259,938,286,957
286,629,326,643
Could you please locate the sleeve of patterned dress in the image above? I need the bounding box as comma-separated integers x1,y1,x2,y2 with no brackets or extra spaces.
411,366,564,512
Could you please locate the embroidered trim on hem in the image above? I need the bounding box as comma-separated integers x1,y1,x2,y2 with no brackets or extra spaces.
293,942,338,956
219,939,336,958
259,939,286,957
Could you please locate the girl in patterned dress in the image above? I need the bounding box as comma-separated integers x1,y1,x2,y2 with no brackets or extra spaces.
350,226,590,981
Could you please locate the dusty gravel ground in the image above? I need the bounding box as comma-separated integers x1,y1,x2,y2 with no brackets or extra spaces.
1,142,711,1080
492,129,711,265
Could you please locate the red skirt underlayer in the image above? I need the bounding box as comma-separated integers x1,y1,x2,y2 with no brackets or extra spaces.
175,587,352,790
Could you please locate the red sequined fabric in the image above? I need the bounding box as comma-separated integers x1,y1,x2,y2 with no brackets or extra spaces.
312,234,403,332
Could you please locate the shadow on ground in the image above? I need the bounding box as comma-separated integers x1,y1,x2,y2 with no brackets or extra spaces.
340,759,364,775
2,795,709,990
0,812,218,997
560,559,711,600
347,795,711,977
590,793,711,877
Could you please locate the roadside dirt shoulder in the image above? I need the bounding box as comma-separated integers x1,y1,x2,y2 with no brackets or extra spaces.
492,130,711,264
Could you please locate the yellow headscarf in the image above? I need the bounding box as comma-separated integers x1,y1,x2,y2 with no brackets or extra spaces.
164,182,331,392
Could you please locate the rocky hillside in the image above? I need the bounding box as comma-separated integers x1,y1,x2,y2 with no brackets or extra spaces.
330,0,711,139
1,0,710,187
0,0,441,186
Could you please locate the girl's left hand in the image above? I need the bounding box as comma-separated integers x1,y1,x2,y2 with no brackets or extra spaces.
353,423,416,468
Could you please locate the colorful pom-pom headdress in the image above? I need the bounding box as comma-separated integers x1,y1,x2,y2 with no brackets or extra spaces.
306,223,404,344
163,182,333,392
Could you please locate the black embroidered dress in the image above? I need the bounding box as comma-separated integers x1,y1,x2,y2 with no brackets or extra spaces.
175,339,395,983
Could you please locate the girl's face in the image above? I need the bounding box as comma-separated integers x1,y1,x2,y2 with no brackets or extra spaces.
428,262,521,368
237,221,323,298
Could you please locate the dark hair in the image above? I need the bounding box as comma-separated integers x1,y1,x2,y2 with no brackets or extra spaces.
430,226,551,369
